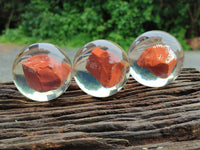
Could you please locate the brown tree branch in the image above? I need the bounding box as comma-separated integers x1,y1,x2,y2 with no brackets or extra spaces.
5,9,14,29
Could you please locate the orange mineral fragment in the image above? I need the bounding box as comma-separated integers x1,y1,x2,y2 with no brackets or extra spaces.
22,54,71,92
86,47,124,87
137,44,177,78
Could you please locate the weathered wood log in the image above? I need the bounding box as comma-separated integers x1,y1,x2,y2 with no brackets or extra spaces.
0,68,200,150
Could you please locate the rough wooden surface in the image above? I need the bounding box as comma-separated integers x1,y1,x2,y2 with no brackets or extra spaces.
0,68,200,150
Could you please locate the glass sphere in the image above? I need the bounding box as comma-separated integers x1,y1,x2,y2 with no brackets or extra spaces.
12,43,72,102
128,30,184,87
73,40,130,97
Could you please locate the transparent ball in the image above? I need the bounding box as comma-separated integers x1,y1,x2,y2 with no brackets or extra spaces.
73,40,130,97
12,43,72,101
128,30,184,87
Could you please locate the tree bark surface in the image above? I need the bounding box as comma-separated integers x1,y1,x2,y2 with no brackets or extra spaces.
0,68,200,150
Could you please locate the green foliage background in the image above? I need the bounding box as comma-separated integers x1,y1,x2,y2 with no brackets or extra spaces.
0,0,199,50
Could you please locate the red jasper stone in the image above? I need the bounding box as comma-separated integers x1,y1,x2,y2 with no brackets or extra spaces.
22,54,71,92
86,47,125,87
137,45,177,78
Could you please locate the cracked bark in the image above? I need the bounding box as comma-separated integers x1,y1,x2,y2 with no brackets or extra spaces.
0,68,200,150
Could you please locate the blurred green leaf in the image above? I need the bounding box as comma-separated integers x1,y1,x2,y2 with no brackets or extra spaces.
0,0,199,50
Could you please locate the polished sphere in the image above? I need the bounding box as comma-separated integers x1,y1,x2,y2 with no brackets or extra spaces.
128,30,184,87
12,43,72,101
73,40,130,97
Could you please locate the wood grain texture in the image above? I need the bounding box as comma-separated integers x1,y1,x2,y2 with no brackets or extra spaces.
0,68,200,150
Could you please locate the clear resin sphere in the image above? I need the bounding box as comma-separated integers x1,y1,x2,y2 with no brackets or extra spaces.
73,40,130,97
12,43,72,101
128,30,184,87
